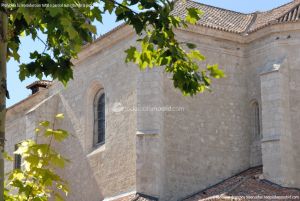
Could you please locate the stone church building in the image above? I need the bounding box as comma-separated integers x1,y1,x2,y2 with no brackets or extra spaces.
5,0,300,200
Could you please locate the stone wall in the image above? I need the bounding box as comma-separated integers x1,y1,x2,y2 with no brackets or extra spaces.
287,43,300,188
5,22,300,201
161,30,252,201
246,28,300,188
5,90,49,173
136,68,165,198
6,26,139,200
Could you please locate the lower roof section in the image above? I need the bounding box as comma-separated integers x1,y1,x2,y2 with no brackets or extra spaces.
183,167,300,201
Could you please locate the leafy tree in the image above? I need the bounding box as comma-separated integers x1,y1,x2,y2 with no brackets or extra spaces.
0,0,224,199
4,114,69,201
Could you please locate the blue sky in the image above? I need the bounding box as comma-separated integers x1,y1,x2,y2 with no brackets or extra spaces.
7,0,291,107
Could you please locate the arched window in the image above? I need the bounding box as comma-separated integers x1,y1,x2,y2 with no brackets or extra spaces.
94,89,105,146
251,101,261,139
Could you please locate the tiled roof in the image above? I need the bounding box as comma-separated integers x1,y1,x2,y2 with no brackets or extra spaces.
113,193,158,201
173,0,254,34
173,0,300,34
278,3,300,23
249,0,300,32
183,166,300,201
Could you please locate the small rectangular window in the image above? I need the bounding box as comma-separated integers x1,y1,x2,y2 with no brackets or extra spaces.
14,144,21,169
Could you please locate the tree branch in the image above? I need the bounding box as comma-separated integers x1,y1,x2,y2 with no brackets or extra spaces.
0,5,18,15
0,6,8,15
27,118,56,200
111,0,139,15
36,35,48,53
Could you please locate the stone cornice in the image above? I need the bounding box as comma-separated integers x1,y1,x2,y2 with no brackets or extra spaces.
71,21,300,66
6,89,49,119
72,24,135,65
179,21,300,44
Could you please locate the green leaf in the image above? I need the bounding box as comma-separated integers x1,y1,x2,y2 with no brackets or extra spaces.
91,7,103,23
3,152,13,161
169,16,181,27
55,193,64,201
10,171,25,181
186,43,197,49
8,41,21,62
53,129,69,142
12,51,20,63
39,121,50,127
51,154,66,168
138,4,144,10
207,64,225,79
35,128,40,134
40,23,47,32
125,46,138,63
104,0,115,13
46,7,63,17
55,113,64,119
14,145,28,155
45,128,54,137
17,7,34,23
185,8,203,24
5,116,70,200
188,50,205,61
131,17,144,34
25,155,41,168
20,30,26,37
80,23,97,34
60,17,78,39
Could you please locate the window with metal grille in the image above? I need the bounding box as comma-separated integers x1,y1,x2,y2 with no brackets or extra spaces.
93,89,105,146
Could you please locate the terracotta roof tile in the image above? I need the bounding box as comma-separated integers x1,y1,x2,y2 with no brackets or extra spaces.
277,2,300,23
249,0,300,32
173,0,300,34
183,167,300,201
173,0,254,34
113,193,157,201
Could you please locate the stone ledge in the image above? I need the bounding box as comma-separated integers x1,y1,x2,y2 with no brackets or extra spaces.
87,144,106,157
136,130,159,136
261,135,280,143
103,191,136,201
